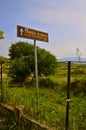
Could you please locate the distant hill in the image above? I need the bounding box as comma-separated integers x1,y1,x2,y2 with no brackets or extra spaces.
58,57,86,62
0,56,8,60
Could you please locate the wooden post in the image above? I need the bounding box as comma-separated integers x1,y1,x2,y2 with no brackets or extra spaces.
15,105,24,130
0,63,3,102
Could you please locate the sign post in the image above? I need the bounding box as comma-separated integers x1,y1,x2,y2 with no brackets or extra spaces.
34,40,39,113
17,25,48,114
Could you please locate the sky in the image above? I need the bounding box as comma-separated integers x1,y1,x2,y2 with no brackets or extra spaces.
0,0,86,59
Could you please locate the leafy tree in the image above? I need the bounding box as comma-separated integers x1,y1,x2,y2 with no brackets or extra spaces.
9,57,31,83
8,41,57,83
37,48,57,76
0,31,4,39
9,41,34,59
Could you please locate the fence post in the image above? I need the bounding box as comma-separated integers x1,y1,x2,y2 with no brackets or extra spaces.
15,105,24,130
0,63,3,102
65,61,71,130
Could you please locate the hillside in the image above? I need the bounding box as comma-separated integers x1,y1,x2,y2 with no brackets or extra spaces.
1,61,86,130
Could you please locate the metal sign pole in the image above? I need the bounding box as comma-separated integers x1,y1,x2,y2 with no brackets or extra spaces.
17,25,48,115
65,61,71,130
34,40,39,114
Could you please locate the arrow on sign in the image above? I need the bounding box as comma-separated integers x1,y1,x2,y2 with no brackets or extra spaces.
17,25,48,42
20,28,23,36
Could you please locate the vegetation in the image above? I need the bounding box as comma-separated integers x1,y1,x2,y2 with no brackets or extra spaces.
8,41,57,84
0,30,4,39
1,60,86,130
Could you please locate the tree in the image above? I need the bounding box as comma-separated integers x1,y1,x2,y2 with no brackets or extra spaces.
9,57,31,83
0,31,4,39
37,48,57,76
8,41,57,83
9,41,34,59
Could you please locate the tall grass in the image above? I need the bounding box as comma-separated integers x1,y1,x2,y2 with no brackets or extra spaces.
4,87,66,129
1,61,86,129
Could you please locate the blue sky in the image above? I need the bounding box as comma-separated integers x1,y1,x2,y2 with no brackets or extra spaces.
0,0,86,59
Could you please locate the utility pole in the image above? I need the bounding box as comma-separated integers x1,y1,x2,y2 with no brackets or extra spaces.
76,48,81,64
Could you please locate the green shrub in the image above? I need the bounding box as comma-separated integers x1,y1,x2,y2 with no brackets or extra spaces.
70,79,86,96
39,77,58,89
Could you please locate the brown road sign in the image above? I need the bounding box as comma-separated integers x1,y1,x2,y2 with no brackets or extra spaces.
17,25,48,42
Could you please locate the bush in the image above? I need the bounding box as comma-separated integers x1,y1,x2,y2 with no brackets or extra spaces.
39,77,58,89
70,79,86,96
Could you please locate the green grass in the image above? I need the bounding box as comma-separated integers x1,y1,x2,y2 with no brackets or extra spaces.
1,61,86,129
4,87,66,129
4,86,86,130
